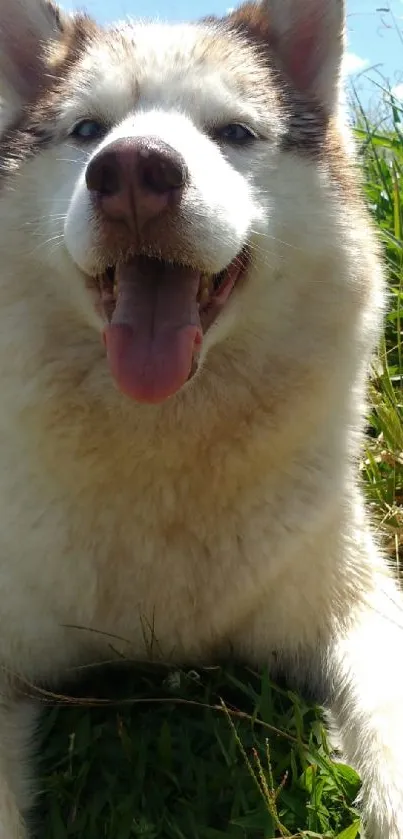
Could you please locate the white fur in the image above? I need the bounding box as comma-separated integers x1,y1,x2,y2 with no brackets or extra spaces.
0,1,400,837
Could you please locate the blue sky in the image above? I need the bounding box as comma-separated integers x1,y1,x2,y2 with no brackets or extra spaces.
60,0,403,101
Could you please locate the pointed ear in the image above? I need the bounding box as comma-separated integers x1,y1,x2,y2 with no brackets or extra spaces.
0,0,66,108
230,0,345,112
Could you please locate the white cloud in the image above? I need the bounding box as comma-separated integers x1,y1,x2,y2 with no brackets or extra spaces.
392,83,403,99
343,52,369,76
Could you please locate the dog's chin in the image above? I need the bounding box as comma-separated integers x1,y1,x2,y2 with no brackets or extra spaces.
80,248,250,405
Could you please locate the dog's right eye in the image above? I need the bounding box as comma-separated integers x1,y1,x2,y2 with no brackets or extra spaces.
70,119,107,142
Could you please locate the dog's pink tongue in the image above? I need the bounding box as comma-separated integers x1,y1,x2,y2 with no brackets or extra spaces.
103,257,202,403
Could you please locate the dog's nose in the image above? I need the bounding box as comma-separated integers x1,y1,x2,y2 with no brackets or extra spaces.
85,137,188,229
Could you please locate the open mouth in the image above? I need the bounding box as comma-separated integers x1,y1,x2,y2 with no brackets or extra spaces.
96,248,249,404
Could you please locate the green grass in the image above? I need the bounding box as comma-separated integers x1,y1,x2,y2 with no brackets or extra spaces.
34,100,402,839
34,665,361,839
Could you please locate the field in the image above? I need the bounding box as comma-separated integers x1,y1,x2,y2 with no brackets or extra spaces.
34,101,403,839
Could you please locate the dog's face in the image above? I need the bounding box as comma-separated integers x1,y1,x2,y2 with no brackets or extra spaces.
0,0,346,406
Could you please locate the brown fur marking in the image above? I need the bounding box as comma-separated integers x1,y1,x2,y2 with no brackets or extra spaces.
0,13,99,178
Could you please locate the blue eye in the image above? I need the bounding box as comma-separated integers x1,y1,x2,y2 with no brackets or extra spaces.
215,123,257,144
71,119,106,141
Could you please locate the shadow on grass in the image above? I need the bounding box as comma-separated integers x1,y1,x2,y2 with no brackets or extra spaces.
30,662,361,838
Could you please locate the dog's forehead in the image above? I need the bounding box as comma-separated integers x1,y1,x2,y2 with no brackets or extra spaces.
64,21,276,122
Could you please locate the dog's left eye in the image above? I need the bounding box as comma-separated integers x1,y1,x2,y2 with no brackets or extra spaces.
70,119,107,142
215,123,257,144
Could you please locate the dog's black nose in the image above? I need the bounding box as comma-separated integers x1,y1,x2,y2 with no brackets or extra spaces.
85,137,188,229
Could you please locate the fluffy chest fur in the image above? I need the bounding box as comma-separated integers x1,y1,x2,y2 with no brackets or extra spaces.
0,355,353,683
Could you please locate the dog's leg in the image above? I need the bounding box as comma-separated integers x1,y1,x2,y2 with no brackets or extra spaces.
0,697,39,838
327,573,403,839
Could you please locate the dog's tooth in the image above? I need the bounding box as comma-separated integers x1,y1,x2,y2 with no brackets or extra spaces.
198,274,208,304
199,286,210,307
203,274,214,293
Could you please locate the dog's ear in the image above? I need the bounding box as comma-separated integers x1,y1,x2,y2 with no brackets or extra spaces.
229,0,345,112
0,0,66,107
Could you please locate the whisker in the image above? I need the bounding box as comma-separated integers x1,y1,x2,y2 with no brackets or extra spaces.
29,233,65,256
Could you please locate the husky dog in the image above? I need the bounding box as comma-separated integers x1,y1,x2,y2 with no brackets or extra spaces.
0,0,401,835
